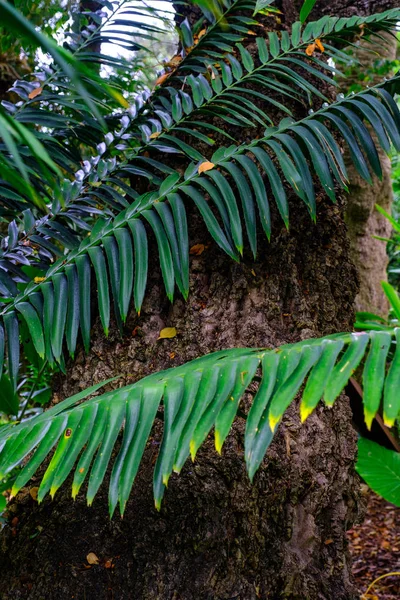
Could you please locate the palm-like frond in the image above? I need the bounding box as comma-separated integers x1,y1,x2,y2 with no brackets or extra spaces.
0,329,398,514
0,76,400,386
2,8,400,297
1,9,398,283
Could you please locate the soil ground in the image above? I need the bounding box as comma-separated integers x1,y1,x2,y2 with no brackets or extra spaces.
348,489,400,600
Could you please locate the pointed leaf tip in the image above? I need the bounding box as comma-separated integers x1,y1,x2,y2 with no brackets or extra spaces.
268,414,280,432
364,409,374,431
383,416,395,428
215,431,223,455
190,439,197,461
300,403,313,423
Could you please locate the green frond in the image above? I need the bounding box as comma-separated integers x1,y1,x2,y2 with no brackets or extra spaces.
1,75,400,385
1,8,399,286
0,330,398,514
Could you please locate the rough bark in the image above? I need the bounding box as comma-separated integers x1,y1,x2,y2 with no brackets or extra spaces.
344,33,397,315
0,201,361,600
0,1,395,599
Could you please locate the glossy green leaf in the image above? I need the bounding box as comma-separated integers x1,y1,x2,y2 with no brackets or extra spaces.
88,246,110,337
383,328,400,427
15,302,45,360
51,274,68,362
75,255,91,354
356,438,400,507
363,331,391,429
115,228,134,323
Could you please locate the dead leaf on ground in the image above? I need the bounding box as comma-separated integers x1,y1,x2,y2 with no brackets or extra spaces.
87,552,99,565
198,161,215,174
29,487,39,501
315,38,325,52
190,244,206,255
158,327,177,340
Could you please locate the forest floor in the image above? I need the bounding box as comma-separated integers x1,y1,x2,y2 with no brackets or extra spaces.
348,488,400,599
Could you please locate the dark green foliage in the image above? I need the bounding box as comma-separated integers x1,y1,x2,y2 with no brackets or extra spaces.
0,331,399,513
0,0,400,513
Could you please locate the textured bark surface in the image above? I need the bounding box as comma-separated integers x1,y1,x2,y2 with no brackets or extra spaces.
0,1,396,599
344,33,397,315
0,200,361,600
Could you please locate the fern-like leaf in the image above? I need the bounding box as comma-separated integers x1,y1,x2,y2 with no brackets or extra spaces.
1,76,400,385
0,330,398,514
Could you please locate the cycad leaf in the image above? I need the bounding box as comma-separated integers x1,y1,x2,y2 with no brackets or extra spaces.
15,302,45,360
362,331,391,429
88,246,110,337
1,330,399,512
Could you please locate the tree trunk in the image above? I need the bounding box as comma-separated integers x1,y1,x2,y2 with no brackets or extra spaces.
0,1,394,599
344,32,397,315
0,204,361,600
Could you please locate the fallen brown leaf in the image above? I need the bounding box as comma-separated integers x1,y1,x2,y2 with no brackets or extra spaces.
29,487,39,501
190,243,206,255
87,552,99,565
198,161,215,174
305,43,316,56
155,72,170,87
28,87,42,100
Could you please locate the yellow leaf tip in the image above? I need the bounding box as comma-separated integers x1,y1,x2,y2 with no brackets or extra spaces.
364,411,374,431
300,404,313,423
189,439,197,462
268,414,280,433
383,416,395,428
215,432,223,455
